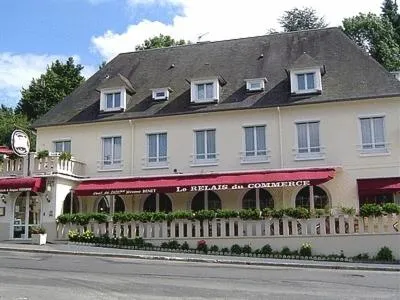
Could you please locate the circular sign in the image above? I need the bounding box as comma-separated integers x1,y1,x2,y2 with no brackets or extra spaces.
11,130,30,157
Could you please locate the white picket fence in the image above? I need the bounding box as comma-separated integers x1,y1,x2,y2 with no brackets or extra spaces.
57,214,400,241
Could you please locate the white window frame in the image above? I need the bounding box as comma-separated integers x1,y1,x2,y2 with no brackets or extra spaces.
100,88,126,112
241,125,270,164
151,88,170,101
245,78,266,92
144,132,169,169
358,115,389,155
53,139,71,153
192,129,218,166
294,120,325,160
99,136,122,171
290,68,322,94
190,78,219,103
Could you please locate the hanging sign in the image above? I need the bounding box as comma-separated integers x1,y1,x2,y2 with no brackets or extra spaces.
11,130,30,157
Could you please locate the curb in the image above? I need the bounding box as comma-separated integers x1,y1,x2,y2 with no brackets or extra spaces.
0,246,399,272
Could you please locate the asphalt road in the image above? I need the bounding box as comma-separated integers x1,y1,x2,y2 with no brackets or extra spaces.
0,251,398,300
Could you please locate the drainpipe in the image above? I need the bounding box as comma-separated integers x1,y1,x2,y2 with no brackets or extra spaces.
129,120,135,175
277,107,283,168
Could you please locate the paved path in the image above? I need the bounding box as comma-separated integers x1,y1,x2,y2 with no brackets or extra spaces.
0,241,399,272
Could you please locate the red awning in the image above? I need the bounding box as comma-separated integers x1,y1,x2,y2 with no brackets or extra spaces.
0,146,13,155
75,168,336,196
357,177,400,196
0,177,46,193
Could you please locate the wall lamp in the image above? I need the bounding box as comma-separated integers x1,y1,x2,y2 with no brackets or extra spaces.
1,194,6,204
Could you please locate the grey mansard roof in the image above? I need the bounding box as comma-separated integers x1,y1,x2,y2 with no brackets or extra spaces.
33,27,400,128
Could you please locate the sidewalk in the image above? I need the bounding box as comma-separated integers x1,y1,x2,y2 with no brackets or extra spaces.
0,241,399,272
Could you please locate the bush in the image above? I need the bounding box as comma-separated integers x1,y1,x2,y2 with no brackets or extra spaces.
284,207,311,219
281,246,291,256
270,209,284,219
57,214,74,224
68,229,80,242
181,241,190,250
299,242,312,257
375,246,394,261
194,210,216,221
30,226,46,234
381,203,400,214
238,209,261,220
167,240,180,249
160,242,169,249
260,244,272,255
209,245,219,252
261,208,272,218
133,237,145,247
197,240,208,253
340,207,356,216
359,204,383,217
221,247,229,254
242,245,252,254
59,152,72,161
81,230,95,242
353,253,369,260
215,209,238,219
230,244,242,255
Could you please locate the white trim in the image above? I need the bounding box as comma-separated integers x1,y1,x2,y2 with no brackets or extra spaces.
100,88,126,112
357,115,388,153
151,87,170,101
290,68,322,94
98,135,123,171
144,132,168,168
294,120,324,159
190,78,219,103
53,139,71,153
192,129,218,164
245,78,267,91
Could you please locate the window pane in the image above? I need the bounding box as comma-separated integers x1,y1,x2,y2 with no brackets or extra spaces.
244,127,255,156
197,84,205,99
106,94,113,108
55,142,63,153
256,126,266,154
373,117,385,147
113,137,122,163
206,130,216,158
103,138,112,164
64,141,71,153
297,123,308,152
360,118,372,149
159,133,167,160
309,122,320,152
297,74,305,90
306,73,315,89
196,131,205,158
148,134,157,160
155,91,165,98
114,92,121,107
205,83,214,99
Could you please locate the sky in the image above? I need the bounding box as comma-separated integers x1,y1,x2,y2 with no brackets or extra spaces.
0,0,384,108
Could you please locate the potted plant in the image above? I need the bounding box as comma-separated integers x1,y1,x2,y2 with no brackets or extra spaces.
59,151,72,161
31,226,47,245
36,150,49,160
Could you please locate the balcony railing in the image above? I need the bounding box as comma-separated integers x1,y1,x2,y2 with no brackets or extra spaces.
0,157,24,177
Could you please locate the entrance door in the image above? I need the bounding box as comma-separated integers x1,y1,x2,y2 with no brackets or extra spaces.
13,192,41,239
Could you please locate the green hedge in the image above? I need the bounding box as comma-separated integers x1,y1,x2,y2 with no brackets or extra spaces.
359,203,400,217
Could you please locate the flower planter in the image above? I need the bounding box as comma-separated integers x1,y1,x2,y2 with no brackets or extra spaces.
31,233,47,245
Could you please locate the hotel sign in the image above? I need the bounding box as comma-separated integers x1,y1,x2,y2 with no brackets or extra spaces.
90,180,310,196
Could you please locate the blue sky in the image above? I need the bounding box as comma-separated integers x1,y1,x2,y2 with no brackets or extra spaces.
0,0,383,108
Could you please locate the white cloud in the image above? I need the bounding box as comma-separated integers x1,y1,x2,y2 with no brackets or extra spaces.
0,53,96,108
92,0,383,61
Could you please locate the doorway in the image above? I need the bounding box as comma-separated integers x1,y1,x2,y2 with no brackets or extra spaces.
13,192,41,239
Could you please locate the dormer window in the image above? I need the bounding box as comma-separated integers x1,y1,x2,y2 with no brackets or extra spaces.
245,78,267,92
191,78,219,103
290,68,322,94
100,88,127,112
151,88,170,101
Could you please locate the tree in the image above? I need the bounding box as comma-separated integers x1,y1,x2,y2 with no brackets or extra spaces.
278,7,328,32
98,61,107,70
135,34,188,50
16,57,85,121
381,0,400,42
342,13,400,71
0,106,34,149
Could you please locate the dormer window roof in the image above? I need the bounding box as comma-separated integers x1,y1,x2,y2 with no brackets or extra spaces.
245,78,267,92
190,77,222,103
288,53,325,95
97,74,135,112
151,87,172,101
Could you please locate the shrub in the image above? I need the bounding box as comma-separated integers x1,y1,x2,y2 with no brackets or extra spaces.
230,244,242,255
311,209,325,218
238,209,261,220
242,245,252,254
221,247,229,254
181,241,190,250
299,242,312,257
81,230,95,242
167,240,180,249
340,207,356,216
68,229,80,242
209,245,219,252
381,203,400,214
30,226,46,234
270,209,284,219
59,152,72,161
151,212,168,222
56,214,74,224
260,244,272,255
281,246,291,256
215,209,238,219
359,204,383,217
284,207,310,219
353,253,369,260
261,208,272,218
194,210,216,221
168,210,193,221
36,150,49,159
375,246,394,261
197,240,208,253
133,237,145,247
160,242,169,249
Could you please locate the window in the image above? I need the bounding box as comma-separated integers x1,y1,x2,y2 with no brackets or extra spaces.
360,117,386,152
151,88,170,100
54,140,71,153
297,73,315,90
243,126,267,162
143,193,172,212
147,133,167,166
194,129,216,163
359,193,394,206
62,192,79,214
295,186,329,209
191,191,221,211
101,136,122,168
100,89,126,112
296,121,323,159
191,79,219,103
242,189,274,209
96,195,125,213
245,78,266,91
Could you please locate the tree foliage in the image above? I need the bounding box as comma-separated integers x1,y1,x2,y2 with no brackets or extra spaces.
381,0,400,42
135,34,188,50
278,7,328,32
0,106,34,149
342,12,400,71
15,57,85,121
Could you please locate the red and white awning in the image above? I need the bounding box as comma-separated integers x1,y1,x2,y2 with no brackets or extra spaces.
0,177,46,193
357,177,400,196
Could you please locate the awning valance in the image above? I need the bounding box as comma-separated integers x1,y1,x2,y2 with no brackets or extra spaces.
357,177,400,196
75,168,336,196
0,177,46,193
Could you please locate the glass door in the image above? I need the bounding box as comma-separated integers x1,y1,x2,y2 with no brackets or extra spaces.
13,192,41,239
